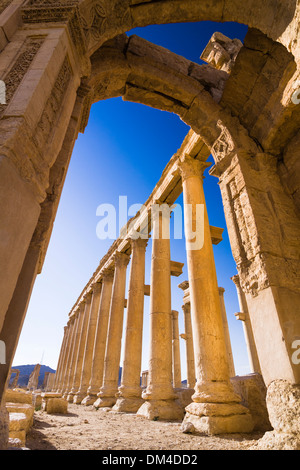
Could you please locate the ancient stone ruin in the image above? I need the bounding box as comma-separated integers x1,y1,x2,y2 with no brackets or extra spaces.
0,0,299,451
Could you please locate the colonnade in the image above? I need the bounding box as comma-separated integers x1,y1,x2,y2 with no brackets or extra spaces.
53,154,254,433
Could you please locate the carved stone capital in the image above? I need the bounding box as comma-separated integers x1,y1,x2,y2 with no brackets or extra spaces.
177,154,211,182
130,237,149,251
172,310,179,319
101,266,115,282
113,251,130,268
91,281,102,294
231,274,241,289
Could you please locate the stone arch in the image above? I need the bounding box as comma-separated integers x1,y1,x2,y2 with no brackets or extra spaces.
87,33,258,156
75,0,299,59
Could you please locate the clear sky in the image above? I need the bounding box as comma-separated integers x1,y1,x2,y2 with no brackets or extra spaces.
13,20,251,380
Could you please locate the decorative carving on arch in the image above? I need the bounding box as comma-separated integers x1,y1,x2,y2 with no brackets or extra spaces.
211,120,235,164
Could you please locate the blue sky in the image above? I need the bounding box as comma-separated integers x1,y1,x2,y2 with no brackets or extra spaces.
13,21,251,380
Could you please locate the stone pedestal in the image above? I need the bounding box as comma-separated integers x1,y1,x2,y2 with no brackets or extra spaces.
137,206,184,421
114,238,148,413
178,155,253,434
96,252,130,408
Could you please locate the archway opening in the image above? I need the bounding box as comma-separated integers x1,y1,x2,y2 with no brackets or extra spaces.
13,20,252,385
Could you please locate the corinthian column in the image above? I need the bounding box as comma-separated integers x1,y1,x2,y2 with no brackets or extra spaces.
137,204,184,420
178,154,253,435
86,268,114,407
172,310,182,388
75,282,102,404
96,251,130,407
114,237,148,413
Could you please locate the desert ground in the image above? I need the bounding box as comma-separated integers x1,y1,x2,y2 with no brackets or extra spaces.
24,403,263,451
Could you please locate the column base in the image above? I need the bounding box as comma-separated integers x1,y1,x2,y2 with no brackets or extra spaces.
81,394,98,406
66,393,75,403
182,402,254,435
137,399,184,421
113,397,144,413
93,396,117,409
73,392,86,405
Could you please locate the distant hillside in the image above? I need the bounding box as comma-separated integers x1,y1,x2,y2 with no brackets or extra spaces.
10,364,56,388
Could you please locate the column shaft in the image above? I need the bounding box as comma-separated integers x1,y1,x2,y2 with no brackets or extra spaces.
53,326,68,391
114,238,148,412
172,310,182,388
218,287,236,378
182,303,196,389
137,207,184,420
232,275,261,374
76,282,102,404
57,320,73,394
63,310,81,396
87,269,114,406
70,294,92,403
97,252,130,407
67,302,87,402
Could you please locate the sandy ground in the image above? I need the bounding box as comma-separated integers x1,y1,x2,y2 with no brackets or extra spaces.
24,403,263,451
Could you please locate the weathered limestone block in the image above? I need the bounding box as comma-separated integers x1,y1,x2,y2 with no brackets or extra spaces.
230,374,271,432
9,412,29,432
6,403,34,431
44,398,68,414
184,402,254,435
33,392,42,409
5,389,33,404
252,380,300,450
42,393,68,414
8,412,28,446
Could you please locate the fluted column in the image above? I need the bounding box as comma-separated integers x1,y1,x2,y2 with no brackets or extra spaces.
70,293,92,403
76,282,102,404
218,287,236,378
86,268,115,406
96,251,130,408
137,205,184,420
180,303,196,389
178,154,253,435
113,237,148,412
172,310,182,388
232,274,261,374
67,302,86,402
